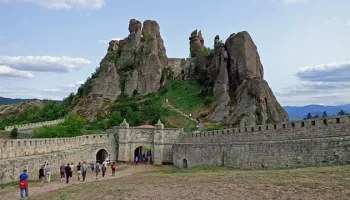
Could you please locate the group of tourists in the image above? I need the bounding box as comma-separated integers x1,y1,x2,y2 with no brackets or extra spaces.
18,160,118,199
134,151,152,165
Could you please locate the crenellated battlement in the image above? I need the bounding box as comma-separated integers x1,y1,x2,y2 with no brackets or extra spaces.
182,115,350,142
4,119,64,131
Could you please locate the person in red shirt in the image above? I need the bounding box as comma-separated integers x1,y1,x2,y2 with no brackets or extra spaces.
111,162,117,176
19,169,29,198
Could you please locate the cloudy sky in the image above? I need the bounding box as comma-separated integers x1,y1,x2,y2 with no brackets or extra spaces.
0,0,349,106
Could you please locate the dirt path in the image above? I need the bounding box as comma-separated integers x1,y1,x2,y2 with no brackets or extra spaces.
0,164,153,200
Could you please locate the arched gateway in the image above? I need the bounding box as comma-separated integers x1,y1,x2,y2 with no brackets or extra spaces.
117,119,181,165
96,149,109,164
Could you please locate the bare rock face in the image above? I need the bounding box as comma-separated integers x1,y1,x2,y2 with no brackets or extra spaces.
225,31,264,91
74,19,168,121
210,36,231,121
190,30,288,126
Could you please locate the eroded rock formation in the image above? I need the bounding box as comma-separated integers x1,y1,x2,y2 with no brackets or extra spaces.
74,19,168,121
190,30,288,126
73,19,288,126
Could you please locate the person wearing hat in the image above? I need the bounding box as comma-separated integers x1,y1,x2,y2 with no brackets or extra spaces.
19,169,29,198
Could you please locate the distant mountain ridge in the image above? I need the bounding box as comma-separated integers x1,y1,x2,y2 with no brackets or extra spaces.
0,97,40,105
284,104,350,120
0,97,62,105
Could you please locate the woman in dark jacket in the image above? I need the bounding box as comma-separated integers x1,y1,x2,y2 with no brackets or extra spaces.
65,163,71,184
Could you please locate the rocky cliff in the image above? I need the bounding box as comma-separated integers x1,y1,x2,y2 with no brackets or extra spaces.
74,19,168,121
73,19,288,126
184,30,288,126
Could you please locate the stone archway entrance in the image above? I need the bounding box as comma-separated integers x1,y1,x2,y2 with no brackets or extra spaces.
96,149,109,164
134,146,152,164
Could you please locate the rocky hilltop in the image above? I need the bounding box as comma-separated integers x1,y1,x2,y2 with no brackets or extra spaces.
74,19,168,120
74,19,288,127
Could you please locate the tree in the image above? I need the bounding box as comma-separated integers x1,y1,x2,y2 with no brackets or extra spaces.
338,109,349,116
322,111,328,118
304,112,313,120
10,128,18,138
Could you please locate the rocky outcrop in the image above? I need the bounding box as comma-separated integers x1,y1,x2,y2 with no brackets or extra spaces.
225,31,264,91
209,36,231,121
74,19,168,121
74,18,288,126
189,30,288,127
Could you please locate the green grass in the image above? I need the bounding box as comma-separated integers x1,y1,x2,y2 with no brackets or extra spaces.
0,130,10,138
164,110,197,132
0,180,40,189
160,80,204,112
203,123,227,131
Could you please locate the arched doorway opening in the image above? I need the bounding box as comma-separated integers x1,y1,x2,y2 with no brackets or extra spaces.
183,159,188,168
96,149,108,164
134,146,152,164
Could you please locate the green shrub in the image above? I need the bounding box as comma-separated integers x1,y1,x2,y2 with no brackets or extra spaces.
10,128,18,138
204,96,216,105
214,40,225,48
0,100,70,127
201,47,215,56
117,57,136,71
141,35,154,42
33,113,86,138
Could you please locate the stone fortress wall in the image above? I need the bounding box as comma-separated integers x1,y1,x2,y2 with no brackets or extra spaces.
4,119,64,131
173,115,350,169
0,121,183,184
0,131,118,184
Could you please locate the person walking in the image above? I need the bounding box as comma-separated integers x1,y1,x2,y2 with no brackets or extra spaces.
19,169,29,198
70,163,74,178
45,162,52,183
111,162,116,176
196,117,201,130
60,163,66,182
90,161,95,173
101,163,106,177
134,156,139,165
65,163,71,184
38,165,45,187
81,162,88,182
77,162,82,181
95,163,100,180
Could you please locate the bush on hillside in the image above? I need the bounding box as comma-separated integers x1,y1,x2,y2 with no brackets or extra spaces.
10,128,18,138
33,113,86,138
0,100,70,127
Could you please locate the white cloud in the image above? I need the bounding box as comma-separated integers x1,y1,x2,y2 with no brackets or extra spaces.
1,0,105,10
347,20,350,27
276,60,350,106
0,55,91,72
0,80,84,100
97,38,122,44
296,61,350,82
0,65,34,78
283,0,307,4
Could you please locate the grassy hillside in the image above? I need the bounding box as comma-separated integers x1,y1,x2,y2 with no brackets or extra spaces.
86,80,219,132
0,80,226,134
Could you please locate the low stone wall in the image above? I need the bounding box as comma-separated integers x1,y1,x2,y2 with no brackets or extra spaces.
173,136,350,169
0,137,118,184
0,133,117,159
4,119,64,131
